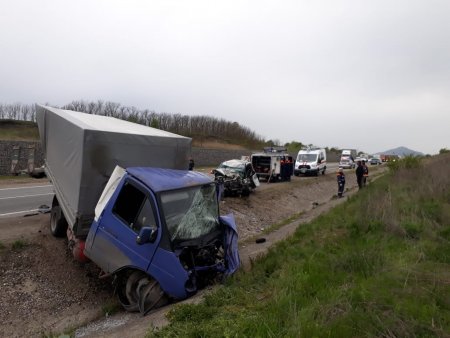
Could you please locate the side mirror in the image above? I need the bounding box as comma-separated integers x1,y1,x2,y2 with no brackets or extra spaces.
136,226,158,245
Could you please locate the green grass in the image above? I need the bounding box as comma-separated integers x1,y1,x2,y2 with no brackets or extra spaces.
148,154,450,337
0,119,39,141
11,239,27,250
101,299,121,317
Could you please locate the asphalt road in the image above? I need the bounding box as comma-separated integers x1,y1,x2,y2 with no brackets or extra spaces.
0,184,54,217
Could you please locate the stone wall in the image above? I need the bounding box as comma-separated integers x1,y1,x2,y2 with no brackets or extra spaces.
0,141,44,175
191,147,256,167
0,141,341,175
0,141,254,174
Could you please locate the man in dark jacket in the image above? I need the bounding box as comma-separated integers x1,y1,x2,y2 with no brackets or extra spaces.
188,158,195,171
356,160,364,189
337,168,345,197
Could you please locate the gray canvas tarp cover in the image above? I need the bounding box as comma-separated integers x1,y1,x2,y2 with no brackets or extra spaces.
36,105,191,236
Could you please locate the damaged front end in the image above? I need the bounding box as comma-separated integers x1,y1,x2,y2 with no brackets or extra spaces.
160,183,240,296
175,214,239,295
213,160,259,196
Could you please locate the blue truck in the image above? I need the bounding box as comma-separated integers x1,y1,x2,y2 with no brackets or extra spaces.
36,106,240,315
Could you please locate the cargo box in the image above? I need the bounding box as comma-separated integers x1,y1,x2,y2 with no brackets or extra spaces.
36,105,191,237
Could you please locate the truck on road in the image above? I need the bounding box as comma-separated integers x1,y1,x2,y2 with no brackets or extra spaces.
339,149,357,169
37,105,239,315
251,147,294,182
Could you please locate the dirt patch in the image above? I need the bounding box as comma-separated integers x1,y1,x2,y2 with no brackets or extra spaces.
0,176,49,188
0,217,115,337
0,166,386,337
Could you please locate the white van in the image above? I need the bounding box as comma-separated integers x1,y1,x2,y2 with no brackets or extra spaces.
294,148,327,176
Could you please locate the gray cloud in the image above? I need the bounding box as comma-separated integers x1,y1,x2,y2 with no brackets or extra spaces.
1,0,449,154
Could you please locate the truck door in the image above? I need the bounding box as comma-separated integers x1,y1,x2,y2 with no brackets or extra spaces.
88,178,161,274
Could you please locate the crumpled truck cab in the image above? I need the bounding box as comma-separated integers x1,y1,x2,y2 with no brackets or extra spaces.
84,166,240,315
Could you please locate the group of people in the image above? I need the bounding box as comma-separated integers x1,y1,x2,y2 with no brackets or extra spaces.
336,160,369,198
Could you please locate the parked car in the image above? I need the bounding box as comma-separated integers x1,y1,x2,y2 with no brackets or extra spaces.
212,159,260,196
370,158,382,165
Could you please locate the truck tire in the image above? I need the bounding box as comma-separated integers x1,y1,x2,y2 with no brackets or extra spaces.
117,270,168,315
50,205,68,237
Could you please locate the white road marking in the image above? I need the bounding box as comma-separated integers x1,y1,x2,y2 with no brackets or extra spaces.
0,209,40,217
0,193,54,200
0,185,53,191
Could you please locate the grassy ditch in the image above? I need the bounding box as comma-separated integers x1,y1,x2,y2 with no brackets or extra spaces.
149,154,450,337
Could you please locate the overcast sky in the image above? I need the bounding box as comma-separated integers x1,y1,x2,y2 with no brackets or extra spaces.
1,0,449,154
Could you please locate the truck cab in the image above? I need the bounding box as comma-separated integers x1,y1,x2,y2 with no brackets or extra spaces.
84,166,239,315
294,148,327,176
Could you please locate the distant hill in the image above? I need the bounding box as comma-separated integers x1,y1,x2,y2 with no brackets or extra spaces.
377,146,423,157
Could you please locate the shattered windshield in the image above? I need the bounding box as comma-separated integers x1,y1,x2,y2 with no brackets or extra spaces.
160,183,221,242
218,161,245,172
297,154,317,162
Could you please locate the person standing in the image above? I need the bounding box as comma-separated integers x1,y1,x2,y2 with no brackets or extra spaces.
356,160,364,189
362,160,369,187
188,158,195,171
337,168,346,197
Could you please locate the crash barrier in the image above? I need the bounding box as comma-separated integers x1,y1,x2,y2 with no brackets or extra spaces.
0,141,251,175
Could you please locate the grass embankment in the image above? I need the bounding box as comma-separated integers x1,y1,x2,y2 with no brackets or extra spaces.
150,154,450,337
0,120,39,141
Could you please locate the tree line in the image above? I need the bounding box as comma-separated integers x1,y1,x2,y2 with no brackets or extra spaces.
0,101,267,149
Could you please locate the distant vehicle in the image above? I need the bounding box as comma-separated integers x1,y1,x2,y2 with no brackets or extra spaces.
212,159,260,196
359,153,369,162
339,149,356,169
381,154,400,162
370,158,382,165
251,147,294,182
294,148,327,176
30,165,46,178
339,158,355,169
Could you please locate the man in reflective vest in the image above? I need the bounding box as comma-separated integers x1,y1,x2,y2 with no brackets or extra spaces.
362,160,369,187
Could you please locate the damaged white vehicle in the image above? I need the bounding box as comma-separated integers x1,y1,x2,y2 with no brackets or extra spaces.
212,159,260,197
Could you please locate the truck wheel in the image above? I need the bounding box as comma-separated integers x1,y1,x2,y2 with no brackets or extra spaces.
322,167,326,175
118,270,168,315
50,205,68,237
